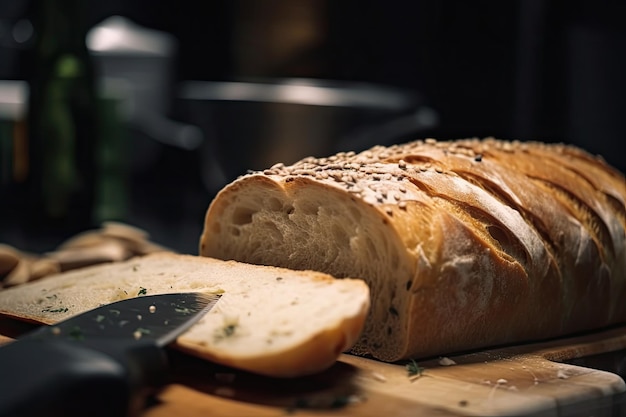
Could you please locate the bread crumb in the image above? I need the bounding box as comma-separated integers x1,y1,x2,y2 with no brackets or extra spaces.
438,357,456,366
371,372,387,382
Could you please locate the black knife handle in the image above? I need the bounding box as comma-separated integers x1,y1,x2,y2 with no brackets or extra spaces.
0,339,167,417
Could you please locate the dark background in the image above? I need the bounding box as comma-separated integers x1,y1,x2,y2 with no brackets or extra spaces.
78,0,625,161
1,0,625,254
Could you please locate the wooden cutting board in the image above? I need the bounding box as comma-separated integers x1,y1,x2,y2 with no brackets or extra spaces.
1,323,625,416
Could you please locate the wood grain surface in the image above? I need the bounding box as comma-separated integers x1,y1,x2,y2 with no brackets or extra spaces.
2,321,625,416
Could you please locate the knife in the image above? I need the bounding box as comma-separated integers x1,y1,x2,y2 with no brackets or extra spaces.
0,292,221,417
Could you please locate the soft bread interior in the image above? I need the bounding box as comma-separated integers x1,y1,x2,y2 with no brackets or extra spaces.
201,176,414,360
0,253,370,378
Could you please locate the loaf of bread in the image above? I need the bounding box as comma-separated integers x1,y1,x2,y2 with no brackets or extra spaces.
0,253,370,377
200,137,626,362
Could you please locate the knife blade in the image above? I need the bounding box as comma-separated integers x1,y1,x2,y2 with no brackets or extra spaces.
0,292,221,417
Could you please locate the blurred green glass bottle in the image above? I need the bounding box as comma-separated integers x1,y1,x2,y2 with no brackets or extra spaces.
26,0,99,235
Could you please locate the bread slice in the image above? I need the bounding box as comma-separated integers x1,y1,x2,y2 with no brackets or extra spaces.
200,138,626,362
0,253,370,378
